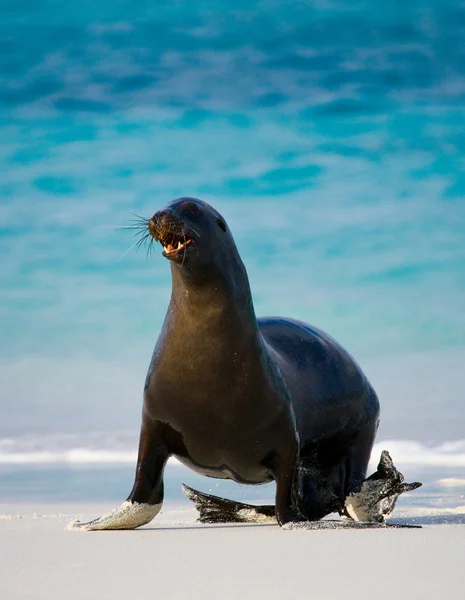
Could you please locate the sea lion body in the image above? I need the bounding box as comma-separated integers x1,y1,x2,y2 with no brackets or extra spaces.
71,197,383,530
148,314,377,488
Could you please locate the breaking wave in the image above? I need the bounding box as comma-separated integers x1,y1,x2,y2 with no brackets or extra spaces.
1,433,465,467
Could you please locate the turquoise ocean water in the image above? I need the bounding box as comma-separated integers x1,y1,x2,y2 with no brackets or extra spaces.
1,1,464,505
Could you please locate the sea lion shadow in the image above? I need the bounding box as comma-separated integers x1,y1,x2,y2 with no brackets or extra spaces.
145,513,465,530
141,522,278,532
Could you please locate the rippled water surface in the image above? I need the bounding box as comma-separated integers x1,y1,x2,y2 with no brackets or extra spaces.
1,2,464,500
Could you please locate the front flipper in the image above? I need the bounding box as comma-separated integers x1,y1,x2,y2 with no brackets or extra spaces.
68,421,168,531
68,501,161,531
343,450,422,523
182,484,276,524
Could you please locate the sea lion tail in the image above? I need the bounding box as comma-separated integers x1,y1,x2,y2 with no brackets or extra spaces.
182,484,276,524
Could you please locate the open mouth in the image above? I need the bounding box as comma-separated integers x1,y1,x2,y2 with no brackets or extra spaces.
147,214,195,261
159,232,194,256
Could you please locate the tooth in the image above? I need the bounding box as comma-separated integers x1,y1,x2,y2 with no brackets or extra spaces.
177,241,182,249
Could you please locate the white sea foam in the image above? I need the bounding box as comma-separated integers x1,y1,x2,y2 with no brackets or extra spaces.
370,439,465,468
1,433,465,468
0,450,137,465
436,478,465,488
0,433,140,465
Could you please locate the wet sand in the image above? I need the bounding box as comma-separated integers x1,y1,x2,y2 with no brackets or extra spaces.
1,502,464,600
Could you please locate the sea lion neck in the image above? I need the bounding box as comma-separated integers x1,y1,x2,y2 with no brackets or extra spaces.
168,254,259,334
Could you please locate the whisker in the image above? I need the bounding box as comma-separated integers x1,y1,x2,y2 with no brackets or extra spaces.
128,220,149,228
114,225,148,231
121,214,196,263
146,237,155,261
181,230,187,269
103,225,146,229
116,238,145,263
128,216,150,229
135,233,150,250
129,212,150,223
186,225,201,239
132,228,149,238
114,208,156,263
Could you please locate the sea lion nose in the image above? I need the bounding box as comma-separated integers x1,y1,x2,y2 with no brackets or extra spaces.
148,215,159,238
148,210,167,237
148,209,177,240
153,210,174,225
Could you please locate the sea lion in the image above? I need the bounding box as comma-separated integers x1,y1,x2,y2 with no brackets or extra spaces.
70,197,420,531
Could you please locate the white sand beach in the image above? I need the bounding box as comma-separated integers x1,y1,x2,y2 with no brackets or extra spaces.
1,502,464,600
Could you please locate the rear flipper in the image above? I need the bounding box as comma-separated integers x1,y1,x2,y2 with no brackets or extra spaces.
182,484,276,524
343,450,422,523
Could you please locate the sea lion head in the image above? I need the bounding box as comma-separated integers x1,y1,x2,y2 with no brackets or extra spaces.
147,197,231,269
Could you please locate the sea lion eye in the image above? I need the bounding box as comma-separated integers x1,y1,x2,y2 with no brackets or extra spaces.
217,218,227,232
